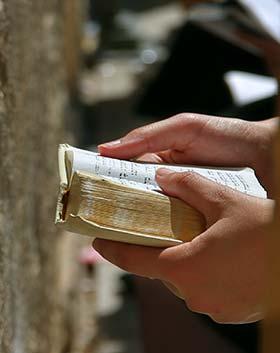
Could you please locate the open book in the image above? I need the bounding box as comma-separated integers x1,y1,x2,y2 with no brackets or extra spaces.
55,144,267,247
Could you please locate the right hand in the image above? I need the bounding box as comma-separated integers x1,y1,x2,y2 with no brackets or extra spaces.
93,168,274,324
98,113,278,195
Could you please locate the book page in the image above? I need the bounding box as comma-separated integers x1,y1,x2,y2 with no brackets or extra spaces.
70,146,267,198
238,0,280,43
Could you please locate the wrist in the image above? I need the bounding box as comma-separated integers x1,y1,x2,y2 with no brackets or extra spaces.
252,118,278,151
249,119,278,194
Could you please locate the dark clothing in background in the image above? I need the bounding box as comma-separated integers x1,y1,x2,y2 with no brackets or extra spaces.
138,21,276,120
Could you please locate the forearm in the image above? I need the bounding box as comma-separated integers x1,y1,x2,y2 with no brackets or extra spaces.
251,117,279,195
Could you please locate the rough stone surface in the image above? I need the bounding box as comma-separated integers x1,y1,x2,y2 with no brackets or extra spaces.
0,1,73,352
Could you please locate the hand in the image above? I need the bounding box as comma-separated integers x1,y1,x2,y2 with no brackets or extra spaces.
98,113,278,195
93,169,274,324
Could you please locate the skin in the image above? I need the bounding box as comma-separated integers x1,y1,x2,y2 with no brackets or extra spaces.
93,113,277,324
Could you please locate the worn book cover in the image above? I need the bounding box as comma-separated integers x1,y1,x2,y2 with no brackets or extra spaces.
55,144,266,247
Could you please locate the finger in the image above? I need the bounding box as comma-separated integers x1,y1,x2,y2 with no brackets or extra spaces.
98,113,208,159
136,151,187,164
157,149,194,164
136,153,164,163
137,151,188,165
156,168,232,220
162,280,184,299
92,238,178,279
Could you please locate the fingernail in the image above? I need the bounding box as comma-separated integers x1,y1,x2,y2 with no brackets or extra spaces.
156,168,173,177
98,139,122,149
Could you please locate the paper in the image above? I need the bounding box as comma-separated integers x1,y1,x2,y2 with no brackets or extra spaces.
70,146,267,199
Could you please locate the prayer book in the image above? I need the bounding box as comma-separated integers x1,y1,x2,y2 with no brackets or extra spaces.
55,144,267,247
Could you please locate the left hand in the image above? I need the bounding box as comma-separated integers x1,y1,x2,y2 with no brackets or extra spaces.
93,168,274,324
98,113,278,196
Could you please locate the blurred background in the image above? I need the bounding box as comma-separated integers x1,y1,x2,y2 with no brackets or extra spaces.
0,0,279,353
63,1,279,353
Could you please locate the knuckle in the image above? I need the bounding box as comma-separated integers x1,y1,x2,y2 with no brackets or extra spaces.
169,113,195,130
172,112,199,122
175,172,199,188
126,126,154,151
171,113,189,123
185,297,205,314
209,313,231,324
173,112,206,128
213,186,227,202
209,185,231,208
211,186,234,214
126,127,144,140
186,299,222,317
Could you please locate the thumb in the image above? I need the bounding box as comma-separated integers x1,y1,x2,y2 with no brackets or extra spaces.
156,168,231,221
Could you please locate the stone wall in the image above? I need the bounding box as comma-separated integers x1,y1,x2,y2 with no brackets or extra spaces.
0,1,80,352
